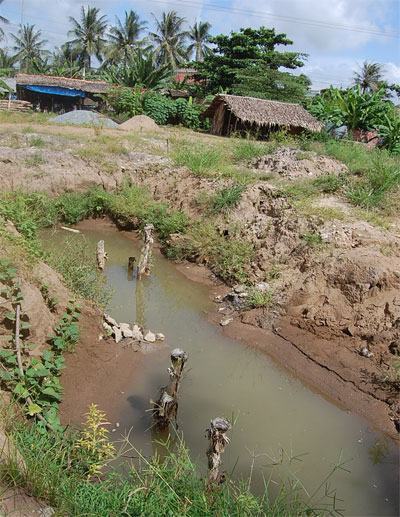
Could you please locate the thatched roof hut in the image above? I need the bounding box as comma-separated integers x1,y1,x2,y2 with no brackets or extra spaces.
202,94,322,136
16,74,110,94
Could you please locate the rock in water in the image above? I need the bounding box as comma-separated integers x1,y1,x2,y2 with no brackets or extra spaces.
156,333,165,341
144,331,156,343
132,324,143,341
220,317,233,326
113,326,122,343
120,323,133,338
104,313,118,327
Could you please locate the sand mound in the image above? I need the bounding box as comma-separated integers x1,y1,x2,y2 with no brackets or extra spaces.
253,147,347,180
51,110,119,129
120,115,160,132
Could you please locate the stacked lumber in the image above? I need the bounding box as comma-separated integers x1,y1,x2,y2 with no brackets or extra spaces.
0,100,33,112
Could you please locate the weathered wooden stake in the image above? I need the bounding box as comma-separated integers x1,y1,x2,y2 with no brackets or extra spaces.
206,417,231,485
152,348,188,430
96,240,108,271
137,224,154,279
127,256,136,281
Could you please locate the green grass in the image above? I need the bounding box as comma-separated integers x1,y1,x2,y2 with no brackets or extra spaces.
29,135,46,148
210,184,245,213
167,221,253,284
0,420,314,517
232,138,275,162
301,231,324,247
24,152,46,168
247,288,273,308
172,143,229,177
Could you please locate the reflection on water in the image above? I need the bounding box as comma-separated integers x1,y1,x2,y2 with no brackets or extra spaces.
41,223,400,517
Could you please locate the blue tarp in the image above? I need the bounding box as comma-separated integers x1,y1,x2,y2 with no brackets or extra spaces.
23,85,86,98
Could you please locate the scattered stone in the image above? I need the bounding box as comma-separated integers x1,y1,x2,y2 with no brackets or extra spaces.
103,321,113,334
156,333,165,341
104,313,118,327
220,317,233,326
116,422,120,428
144,331,156,343
255,282,270,292
214,295,223,303
132,324,144,341
359,346,374,358
120,322,133,338
51,110,119,128
113,326,122,344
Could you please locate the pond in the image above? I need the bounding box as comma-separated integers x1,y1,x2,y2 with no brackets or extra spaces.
42,222,399,516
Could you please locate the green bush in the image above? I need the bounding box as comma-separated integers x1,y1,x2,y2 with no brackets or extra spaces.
143,92,176,125
107,86,143,117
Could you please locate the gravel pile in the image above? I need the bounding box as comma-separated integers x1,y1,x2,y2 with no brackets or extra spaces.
51,110,119,128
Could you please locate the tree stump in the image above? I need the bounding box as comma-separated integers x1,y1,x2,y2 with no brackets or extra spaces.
127,257,136,281
206,417,231,485
137,224,154,279
152,348,188,430
96,240,108,271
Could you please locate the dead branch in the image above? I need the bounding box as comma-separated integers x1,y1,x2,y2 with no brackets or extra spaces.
137,224,154,279
96,240,108,271
206,417,231,485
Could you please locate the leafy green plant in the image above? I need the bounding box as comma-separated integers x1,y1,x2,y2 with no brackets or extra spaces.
75,404,116,478
378,112,400,154
143,92,176,125
107,86,144,117
40,284,58,312
247,288,273,308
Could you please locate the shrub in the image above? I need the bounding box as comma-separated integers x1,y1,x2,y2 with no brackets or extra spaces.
107,86,144,117
312,174,346,193
143,92,176,125
378,112,400,154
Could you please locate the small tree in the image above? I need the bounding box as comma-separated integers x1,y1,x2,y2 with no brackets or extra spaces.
187,21,212,62
11,24,48,72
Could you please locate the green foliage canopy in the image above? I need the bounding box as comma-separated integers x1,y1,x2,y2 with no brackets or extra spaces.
196,27,307,93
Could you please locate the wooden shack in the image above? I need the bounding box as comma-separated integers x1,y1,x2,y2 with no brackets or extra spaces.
202,94,323,136
15,74,110,113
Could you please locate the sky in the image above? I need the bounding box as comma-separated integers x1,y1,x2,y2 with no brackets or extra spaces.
1,0,399,90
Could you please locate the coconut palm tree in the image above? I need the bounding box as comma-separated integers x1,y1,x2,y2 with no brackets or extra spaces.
0,0,9,41
149,11,188,69
187,21,211,62
67,6,108,75
107,10,147,65
11,24,48,72
353,61,384,93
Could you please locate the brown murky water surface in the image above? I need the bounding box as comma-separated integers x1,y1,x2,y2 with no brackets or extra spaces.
42,223,399,516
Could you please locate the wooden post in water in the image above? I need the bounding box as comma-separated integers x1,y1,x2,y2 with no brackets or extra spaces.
96,240,107,271
127,256,136,281
137,224,154,279
206,417,231,485
152,348,188,430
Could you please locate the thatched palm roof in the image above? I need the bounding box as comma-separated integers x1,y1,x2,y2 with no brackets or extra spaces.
16,74,110,94
203,94,322,132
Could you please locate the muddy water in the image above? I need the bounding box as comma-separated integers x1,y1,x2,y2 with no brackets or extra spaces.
42,223,399,516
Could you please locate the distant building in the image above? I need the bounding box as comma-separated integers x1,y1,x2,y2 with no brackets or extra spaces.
202,94,323,136
174,68,199,84
15,73,110,112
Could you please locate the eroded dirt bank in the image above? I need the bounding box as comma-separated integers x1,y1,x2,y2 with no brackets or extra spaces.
0,124,399,438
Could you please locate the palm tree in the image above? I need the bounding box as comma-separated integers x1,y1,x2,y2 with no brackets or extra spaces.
353,61,384,93
149,11,188,69
67,6,108,76
0,48,16,69
0,0,9,41
107,10,147,65
102,49,171,88
11,24,48,72
187,21,211,62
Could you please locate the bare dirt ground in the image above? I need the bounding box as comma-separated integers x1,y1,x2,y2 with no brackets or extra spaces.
0,122,399,440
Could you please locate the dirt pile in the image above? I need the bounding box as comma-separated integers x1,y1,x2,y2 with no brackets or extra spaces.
120,115,160,132
253,147,348,179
